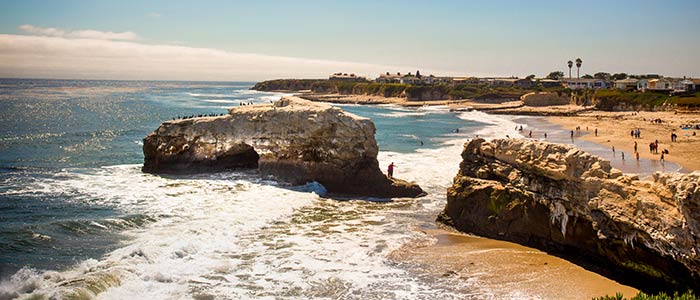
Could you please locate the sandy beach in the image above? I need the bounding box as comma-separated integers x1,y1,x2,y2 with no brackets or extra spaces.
548,111,700,171
393,227,638,299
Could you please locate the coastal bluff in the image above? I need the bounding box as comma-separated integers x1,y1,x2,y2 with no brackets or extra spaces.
438,138,700,292
142,96,424,198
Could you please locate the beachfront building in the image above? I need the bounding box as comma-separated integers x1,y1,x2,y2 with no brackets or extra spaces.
614,78,640,90
538,79,563,88
561,78,608,89
329,73,368,82
647,78,673,91
452,77,479,85
672,79,696,92
399,76,422,85
479,77,531,87
376,73,402,83
693,79,700,91
417,75,453,85
375,72,456,85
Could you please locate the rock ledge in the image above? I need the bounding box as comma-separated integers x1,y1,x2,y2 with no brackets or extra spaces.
143,96,424,198
438,138,700,292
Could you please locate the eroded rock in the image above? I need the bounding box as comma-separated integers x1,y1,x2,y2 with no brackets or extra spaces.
438,138,700,292
143,96,424,198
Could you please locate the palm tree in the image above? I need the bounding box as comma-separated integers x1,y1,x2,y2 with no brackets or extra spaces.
575,58,583,79
567,60,573,79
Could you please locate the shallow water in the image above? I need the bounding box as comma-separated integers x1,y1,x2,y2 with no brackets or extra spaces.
0,79,647,299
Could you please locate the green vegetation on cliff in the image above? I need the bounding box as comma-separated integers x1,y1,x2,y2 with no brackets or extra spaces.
594,90,700,110
252,79,564,101
593,290,698,300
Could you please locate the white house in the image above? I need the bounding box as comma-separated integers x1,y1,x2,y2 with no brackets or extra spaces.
399,76,422,85
647,78,672,91
376,73,402,83
562,78,608,89
614,78,639,90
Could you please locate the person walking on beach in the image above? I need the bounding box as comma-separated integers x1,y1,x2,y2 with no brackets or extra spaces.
636,152,640,160
528,130,532,138
634,141,637,152
621,152,625,160
660,153,665,163
544,132,547,139
594,128,598,136
387,162,396,178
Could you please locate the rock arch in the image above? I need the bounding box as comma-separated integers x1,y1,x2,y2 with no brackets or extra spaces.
142,97,424,198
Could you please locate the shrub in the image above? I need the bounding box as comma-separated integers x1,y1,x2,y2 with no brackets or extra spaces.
593,290,698,300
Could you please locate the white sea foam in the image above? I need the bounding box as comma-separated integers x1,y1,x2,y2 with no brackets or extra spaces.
457,110,524,140
3,105,537,300
201,99,238,104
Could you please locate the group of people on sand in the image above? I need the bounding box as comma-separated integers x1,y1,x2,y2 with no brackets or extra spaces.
239,101,255,106
630,128,642,139
680,123,700,130
172,113,225,120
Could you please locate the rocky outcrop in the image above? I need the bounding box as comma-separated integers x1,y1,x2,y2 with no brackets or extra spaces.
438,138,700,292
143,96,424,198
521,92,572,106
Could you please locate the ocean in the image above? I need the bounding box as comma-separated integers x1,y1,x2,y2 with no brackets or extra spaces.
0,79,673,299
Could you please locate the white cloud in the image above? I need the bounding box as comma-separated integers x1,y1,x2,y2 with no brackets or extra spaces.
0,33,432,81
18,24,139,41
147,12,162,18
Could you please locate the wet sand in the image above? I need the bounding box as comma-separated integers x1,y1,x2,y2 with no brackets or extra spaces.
394,228,638,299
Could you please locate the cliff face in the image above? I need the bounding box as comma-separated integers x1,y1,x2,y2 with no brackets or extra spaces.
143,96,424,198
438,138,700,292
521,92,572,106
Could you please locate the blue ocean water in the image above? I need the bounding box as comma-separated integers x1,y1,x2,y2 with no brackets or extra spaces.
0,79,283,277
0,79,674,299
0,79,502,299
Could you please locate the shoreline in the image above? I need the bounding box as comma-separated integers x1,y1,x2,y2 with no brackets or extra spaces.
547,111,700,171
296,92,700,172
393,227,638,299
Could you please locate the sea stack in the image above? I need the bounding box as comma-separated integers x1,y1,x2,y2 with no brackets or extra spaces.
438,138,700,292
142,96,424,198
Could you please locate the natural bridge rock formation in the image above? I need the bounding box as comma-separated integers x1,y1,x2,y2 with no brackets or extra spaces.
438,138,700,292
142,96,424,198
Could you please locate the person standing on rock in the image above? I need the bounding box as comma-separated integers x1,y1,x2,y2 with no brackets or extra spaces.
387,162,396,178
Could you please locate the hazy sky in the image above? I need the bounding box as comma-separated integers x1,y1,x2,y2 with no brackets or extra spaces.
0,0,698,81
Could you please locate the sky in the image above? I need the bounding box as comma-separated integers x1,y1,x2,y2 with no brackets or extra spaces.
0,0,698,81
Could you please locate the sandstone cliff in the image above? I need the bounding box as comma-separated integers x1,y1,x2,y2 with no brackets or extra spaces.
143,97,424,198
438,138,700,292
520,91,572,106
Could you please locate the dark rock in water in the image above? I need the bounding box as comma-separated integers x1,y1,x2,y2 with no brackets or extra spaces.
438,138,700,292
142,96,424,198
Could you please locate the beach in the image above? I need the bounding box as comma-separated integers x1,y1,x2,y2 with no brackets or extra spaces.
395,228,639,299
548,111,700,171
307,92,700,171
